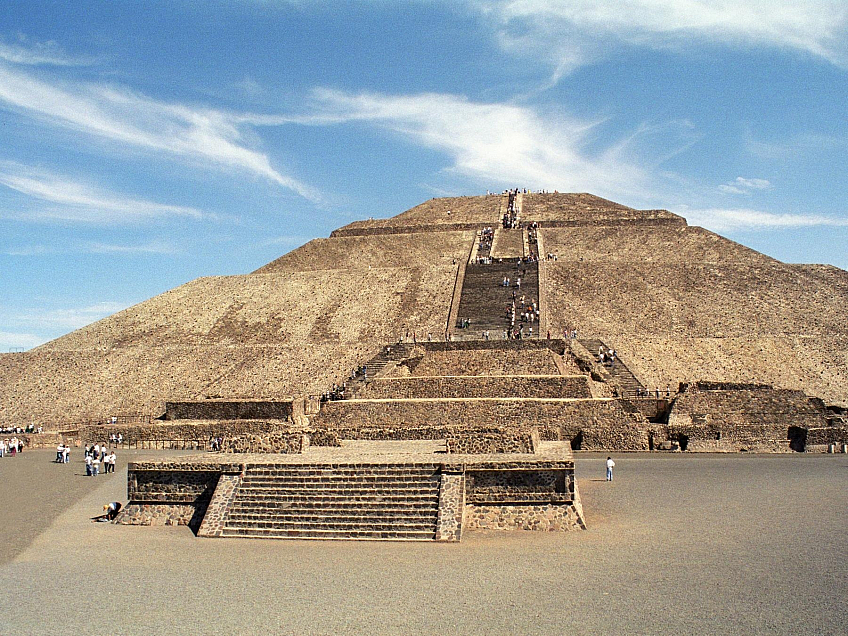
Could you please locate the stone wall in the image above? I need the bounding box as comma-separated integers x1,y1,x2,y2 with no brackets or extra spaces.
434,470,464,542
445,430,536,454
384,340,582,378
357,375,592,399
577,423,651,451
464,504,584,531
116,503,200,527
118,461,242,531
665,423,795,452
220,433,305,454
127,468,222,503
465,465,573,504
73,420,297,445
165,401,293,420
314,397,640,433
666,385,827,451
197,474,242,537
805,426,848,452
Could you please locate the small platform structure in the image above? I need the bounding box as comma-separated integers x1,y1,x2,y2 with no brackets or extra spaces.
118,440,585,541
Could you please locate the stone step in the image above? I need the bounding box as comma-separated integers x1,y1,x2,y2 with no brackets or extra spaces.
231,498,439,511
244,463,438,471
235,486,439,495
241,476,439,486
579,338,644,392
244,468,437,480
227,511,438,524
233,491,439,502
223,519,436,532
219,527,436,541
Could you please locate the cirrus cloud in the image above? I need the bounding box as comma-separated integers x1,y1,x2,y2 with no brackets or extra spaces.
472,0,848,81
300,88,650,198
681,206,848,231
718,176,773,195
0,61,320,201
0,163,203,223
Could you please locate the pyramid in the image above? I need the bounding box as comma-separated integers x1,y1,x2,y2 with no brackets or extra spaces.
1,192,846,450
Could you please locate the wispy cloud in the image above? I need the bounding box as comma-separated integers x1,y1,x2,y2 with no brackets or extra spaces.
81,240,178,254
0,163,202,223
4,301,130,332
3,240,178,255
0,330,45,351
0,37,95,67
0,62,319,201
681,207,848,231
718,176,773,195
257,234,317,248
745,131,848,160
0,301,131,351
303,88,648,196
2,244,51,256
472,0,848,80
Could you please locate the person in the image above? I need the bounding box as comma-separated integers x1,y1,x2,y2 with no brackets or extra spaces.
85,453,93,476
108,451,116,473
606,456,616,482
92,501,123,522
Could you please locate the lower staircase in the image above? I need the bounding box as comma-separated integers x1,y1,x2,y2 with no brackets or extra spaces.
343,343,413,397
221,463,441,540
579,338,644,395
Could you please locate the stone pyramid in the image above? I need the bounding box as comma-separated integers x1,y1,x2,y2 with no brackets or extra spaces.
2,192,846,436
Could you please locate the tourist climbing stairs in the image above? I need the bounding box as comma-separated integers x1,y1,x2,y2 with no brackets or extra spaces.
454,260,539,339
579,338,644,395
220,463,441,540
343,342,413,397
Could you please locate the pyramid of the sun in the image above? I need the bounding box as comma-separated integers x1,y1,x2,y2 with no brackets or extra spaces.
1,192,847,429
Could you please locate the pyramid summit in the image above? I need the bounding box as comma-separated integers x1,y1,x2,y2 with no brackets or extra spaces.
1,191,846,450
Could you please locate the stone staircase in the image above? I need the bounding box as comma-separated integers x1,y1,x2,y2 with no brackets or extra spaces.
579,338,644,395
342,342,414,398
454,261,540,339
220,463,441,540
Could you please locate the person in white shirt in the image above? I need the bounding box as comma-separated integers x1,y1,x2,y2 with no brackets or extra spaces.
606,457,615,482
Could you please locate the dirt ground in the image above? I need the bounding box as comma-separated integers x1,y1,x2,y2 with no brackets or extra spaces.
1,449,846,635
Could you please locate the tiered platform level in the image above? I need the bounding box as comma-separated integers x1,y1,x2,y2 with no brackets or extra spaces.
118,440,584,541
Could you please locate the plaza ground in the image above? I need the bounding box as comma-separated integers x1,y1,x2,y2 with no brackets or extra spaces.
1,449,846,634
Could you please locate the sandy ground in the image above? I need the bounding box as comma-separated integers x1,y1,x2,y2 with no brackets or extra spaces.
1,450,846,635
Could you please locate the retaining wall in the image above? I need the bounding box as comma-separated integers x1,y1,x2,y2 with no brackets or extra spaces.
315,397,638,431
72,420,296,445
164,400,293,420
357,375,592,399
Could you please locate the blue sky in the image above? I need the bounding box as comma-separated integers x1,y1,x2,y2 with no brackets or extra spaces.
1,1,847,350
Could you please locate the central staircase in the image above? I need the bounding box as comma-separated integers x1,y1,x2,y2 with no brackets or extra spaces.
220,463,441,540
454,260,540,338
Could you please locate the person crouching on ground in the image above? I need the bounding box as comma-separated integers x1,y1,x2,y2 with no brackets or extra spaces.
92,502,123,522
